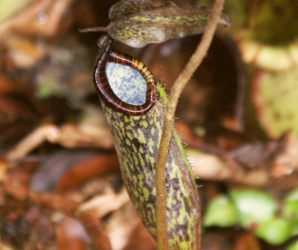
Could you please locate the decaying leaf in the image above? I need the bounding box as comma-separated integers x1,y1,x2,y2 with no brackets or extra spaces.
55,216,90,250
253,68,298,138
0,0,75,38
189,132,298,187
0,0,33,23
7,122,114,161
232,233,260,250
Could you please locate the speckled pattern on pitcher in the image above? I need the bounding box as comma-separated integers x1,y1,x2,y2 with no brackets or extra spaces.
94,36,200,249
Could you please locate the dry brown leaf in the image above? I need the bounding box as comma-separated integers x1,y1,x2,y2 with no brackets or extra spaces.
78,189,129,218
3,168,29,200
232,233,260,250
56,154,119,191
30,192,78,214
123,220,156,250
55,216,89,250
106,202,140,250
7,123,114,161
0,0,75,38
78,212,112,250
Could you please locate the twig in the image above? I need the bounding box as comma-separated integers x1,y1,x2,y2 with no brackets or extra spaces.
79,27,108,33
155,0,226,249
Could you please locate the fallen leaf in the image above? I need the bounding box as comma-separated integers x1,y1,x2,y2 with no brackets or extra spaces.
232,233,260,250
56,153,119,191
78,212,112,250
55,216,89,250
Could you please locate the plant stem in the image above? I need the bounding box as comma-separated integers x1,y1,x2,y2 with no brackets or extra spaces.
155,0,226,249
79,27,108,33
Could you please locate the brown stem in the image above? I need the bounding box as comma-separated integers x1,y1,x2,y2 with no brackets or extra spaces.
155,0,226,249
79,26,108,33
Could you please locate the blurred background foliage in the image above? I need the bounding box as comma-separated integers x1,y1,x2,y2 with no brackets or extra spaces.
0,0,298,249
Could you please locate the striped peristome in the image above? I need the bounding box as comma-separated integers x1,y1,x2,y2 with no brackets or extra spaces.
94,35,200,249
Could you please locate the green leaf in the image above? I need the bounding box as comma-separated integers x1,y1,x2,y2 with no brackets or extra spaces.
286,188,298,201
287,240,298,250
284,188,298,218
203,195,238,227
255,218,292,245
284,188,298,235
229,189,277,227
